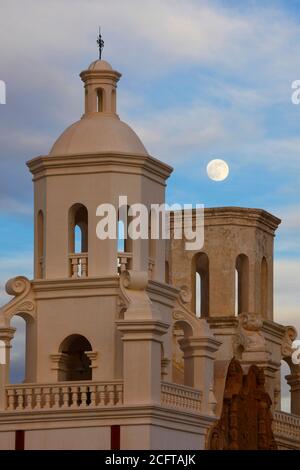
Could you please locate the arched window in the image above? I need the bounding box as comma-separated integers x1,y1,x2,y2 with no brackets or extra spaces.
235,254,249,315
37,210,44,278
261,257,268,317
10,316,26,384
69,204,88,254
10,312,35,384
59,334,92,381
117,220,125,252
69,204,88,278
193,252,209,318
117,206,132,274
97,88,104,112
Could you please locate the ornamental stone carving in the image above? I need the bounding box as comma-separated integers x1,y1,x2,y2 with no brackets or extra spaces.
235,312,265,353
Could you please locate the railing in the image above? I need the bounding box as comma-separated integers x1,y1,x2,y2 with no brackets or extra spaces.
117,252,155,279
5,381,123,411
273,410,300,446
69,253,88,278
117,252,132,274
161,382,202,412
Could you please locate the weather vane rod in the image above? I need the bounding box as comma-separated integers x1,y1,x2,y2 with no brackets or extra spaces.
97,27,104,60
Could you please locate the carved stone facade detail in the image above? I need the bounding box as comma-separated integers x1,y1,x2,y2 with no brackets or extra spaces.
207,359,277,450
0,276,36,327
234,312,266,354
281,325,298,359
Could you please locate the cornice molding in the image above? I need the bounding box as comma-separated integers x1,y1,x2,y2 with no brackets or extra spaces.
26,152,173,186
170,207,281,235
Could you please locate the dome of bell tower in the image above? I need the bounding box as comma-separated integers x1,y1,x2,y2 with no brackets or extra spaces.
49,58,148,157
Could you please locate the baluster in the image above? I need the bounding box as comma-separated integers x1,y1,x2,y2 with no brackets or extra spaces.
16,389,24,410
119,256,127,273
81,257,87,277
34,387,42,409
71,386,79,408
116,384,123,404
97,385,105,406
80,385,88,407
89,385,96,407
43,387,51,409
25,388,33,410
106,384,114,406
71,257,78,278
7,389,15,410
62,386,70,408
52,387,60,409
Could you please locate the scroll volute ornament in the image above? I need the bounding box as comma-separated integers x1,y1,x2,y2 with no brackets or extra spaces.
207,359,277,450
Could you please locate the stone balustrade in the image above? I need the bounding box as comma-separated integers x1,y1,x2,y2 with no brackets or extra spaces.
117,252,132,274
5,381,123,411
69,252,88,278
273,410,300,448
161,381,202,412
117,252,155,278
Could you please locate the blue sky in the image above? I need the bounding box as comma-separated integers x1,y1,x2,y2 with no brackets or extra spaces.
0,1,300,404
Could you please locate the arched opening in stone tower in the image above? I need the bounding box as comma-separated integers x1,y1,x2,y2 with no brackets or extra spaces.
69,204,88,277
10,316,26,384
235,254,249,315
261,256,268,317
37,209,44,278
69,204,88,253
117,207,133,273
193,252,209,318
59,334,92,381
117,219,125,252
10,312,35,384
96,88,104,112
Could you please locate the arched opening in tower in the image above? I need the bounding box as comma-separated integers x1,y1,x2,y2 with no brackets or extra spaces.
235,254,249,315
193,252,209,318
59,334,92,381
10,316,26,384
261,256,268,317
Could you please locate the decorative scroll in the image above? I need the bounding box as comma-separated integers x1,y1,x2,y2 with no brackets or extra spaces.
0,276,36,326
281,325,298,359
207,359,277,450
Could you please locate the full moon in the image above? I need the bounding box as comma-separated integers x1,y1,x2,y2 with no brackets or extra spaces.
206,159,229,181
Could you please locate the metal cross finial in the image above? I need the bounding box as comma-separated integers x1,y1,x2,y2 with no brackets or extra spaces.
97,27,104,60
